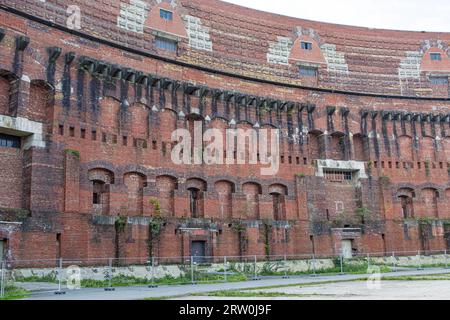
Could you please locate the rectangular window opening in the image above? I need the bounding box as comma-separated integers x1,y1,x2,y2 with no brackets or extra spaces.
0,133,21,149
160,9,173,21
155,36,177,52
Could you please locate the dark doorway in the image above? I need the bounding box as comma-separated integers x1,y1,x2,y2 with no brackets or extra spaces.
191,241,206,263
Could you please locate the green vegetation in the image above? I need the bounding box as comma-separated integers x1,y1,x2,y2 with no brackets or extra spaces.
64,149,80,158
0,285,29,300
16,273,58,283
114,215,127,233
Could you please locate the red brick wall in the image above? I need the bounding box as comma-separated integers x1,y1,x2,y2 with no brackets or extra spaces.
0,4,449,264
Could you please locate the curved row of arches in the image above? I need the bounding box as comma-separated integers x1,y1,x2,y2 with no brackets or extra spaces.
86,168,290,220
396,186,450,219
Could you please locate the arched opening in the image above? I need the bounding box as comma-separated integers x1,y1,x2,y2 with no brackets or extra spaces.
29,80,54,123
330,132,346,160
398,135,413,161
186,114,204,163
421,188,439,218
156,175,178,217
130,103,149,138
352,133,367,161
123,172,146,215
89,169,114,215
186,178,206,218
242,182,262,219
269,184,288,221
308,130,322,160
397,188,415,219
215,180,235,219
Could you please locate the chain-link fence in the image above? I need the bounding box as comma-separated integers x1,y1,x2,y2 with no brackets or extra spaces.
1,249,450,298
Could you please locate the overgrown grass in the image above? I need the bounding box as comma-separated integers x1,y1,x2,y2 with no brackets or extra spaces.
16,274,58,283
257,261,391,276
0,285,29,300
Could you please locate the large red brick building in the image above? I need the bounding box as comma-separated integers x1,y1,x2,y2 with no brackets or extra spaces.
0,0,449,264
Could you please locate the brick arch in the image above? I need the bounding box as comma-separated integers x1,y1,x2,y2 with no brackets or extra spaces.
398,135,413,160
329,131,347,160
269,183,288,221
237,120,254,127
88,168,114,184
269,183,288,196
210,116,230,125
308,129,324,159
352,133,367,161
214,180,235,219
130,102,149,138
159,108,178,142
100,96,120,132
88,168,114,215
420,187,439,218
420,136,436,161
117,165,149,179
0,70,18,116
186,177,207,218
242,182,262,219
28,79,54,123
123,172,146,216
156,175,178,217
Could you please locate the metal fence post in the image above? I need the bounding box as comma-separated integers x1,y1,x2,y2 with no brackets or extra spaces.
148,257,157,288
190,256,195,284
392,252,397,272
253,255,259,280
417,250,423,270
105,258,115,291
0,261,5,298
283,254,289,279
55,258,66,295
445,250,449,270
224,256,227,283
311,254,317,277
339,254,344,275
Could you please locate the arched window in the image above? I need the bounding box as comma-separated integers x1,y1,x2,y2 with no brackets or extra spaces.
269,184,288,221
88,168,114,215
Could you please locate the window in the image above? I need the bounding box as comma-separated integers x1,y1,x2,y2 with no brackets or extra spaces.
299,66,318,77
301,42,313,50
80,128,86,139
0,133,21,148
324,170,354,182
160,9,173,21
155,37,177,52
430,76,448,85
430,53,442,61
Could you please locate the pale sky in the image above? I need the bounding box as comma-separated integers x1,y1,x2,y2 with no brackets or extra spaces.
223,0,450,33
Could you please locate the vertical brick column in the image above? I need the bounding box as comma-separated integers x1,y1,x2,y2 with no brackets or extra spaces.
64,150,80,213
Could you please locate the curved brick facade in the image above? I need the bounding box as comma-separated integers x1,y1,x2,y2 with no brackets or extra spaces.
0,0,449,264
